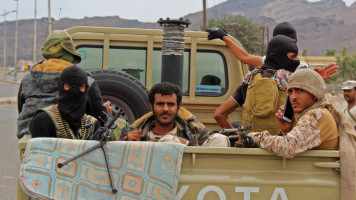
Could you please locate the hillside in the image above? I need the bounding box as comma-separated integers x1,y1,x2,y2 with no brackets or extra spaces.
1,0,355,66
186,0,356,57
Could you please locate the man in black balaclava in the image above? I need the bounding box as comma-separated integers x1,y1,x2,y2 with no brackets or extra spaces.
206,22,338,78
272,22,297,42
214,35,300,134
263,35,300,73
58,65,89,127
30,66,100,139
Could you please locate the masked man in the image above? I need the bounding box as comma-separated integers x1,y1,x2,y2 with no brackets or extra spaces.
30,66,100,139
207,22,338,80
120,82,229,147
214,35,300,134
17,30,108,139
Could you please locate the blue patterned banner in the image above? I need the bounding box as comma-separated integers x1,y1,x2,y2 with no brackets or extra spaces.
19,138,185,200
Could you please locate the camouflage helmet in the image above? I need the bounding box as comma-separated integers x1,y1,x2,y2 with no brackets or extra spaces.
41,30,81,65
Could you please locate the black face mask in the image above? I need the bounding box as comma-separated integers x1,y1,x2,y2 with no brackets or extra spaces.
57,65,88,125
58,85,88,124
265,53,300,72
263,35,300,72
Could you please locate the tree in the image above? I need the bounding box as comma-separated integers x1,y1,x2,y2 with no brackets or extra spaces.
202,15,265,56
335,46,356,81
325,49,336,56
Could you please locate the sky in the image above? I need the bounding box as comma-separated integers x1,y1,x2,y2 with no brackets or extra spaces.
0,0,355,23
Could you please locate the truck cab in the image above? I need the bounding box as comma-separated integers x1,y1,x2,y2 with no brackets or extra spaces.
66,26,249,130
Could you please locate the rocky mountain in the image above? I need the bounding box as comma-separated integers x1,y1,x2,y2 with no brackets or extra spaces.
1,0,355,66
186,0,356,56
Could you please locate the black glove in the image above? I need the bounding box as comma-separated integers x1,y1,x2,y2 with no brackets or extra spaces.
206,27,228,40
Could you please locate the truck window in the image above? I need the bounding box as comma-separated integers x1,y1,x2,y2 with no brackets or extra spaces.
195,50,227,96
76,46,227,97
76,46,103,71
152,49,227,96
108,47,146,83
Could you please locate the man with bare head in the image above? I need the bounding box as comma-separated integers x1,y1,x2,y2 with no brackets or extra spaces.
120,82,229,147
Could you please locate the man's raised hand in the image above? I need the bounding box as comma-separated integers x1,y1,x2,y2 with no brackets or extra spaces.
206,27,228,40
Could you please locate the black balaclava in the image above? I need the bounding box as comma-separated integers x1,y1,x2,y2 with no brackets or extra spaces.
273,22,297,41
58,65,88,127
263,35,300,73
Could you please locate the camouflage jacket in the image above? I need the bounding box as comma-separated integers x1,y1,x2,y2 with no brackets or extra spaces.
120,107,209,146
17,59,106,139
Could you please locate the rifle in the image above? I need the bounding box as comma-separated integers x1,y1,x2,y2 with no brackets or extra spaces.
57,109,124,193
87,109,123,141
218,125,256,148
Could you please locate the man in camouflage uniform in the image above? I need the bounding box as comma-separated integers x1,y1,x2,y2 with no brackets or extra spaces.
17,30,108,139
120,82,229,147
248,69,339,158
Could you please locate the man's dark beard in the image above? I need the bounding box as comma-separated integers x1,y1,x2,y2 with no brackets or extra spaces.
153,108,179,126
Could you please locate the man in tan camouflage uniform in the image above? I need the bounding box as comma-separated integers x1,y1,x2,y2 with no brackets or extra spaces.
248,69,340,158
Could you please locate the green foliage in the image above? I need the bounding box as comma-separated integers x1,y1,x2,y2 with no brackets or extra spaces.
202,15,265,55
335,46,356,81
325,49,336,56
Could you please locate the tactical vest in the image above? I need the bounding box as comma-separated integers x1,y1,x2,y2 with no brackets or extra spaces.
17,63,95,139
241,73,287,134
42,105,97,139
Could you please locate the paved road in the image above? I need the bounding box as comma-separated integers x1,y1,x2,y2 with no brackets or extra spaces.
0,104,21,200
0,76,22,199
0,81,20,98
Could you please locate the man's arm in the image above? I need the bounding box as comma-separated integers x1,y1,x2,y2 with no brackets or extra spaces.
214,97,240,129
86,80,109,124
249,109,325,158
206,27,263,67
17,83,24,113
29,111,56,138
222,36,263,67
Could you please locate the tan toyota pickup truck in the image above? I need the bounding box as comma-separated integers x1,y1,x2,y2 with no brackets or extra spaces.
17,26,341,200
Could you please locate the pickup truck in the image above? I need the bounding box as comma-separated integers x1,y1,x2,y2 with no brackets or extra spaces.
17,26,342,200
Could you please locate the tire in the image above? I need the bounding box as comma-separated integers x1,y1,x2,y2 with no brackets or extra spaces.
91,70,150,123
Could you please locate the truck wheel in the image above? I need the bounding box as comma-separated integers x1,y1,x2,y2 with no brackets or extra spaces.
91,70,150,123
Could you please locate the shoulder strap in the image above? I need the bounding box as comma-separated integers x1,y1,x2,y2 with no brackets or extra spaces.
347,108,356,123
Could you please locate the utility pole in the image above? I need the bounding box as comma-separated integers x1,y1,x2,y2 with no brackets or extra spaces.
1,9,16,68
260,26,265,55
33,0,37,63
14,0,19,67
266,25,270,43
203,0,207,30
47,0,52,34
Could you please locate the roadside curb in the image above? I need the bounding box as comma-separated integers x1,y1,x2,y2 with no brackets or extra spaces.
0,97,17,105
0,78,20,85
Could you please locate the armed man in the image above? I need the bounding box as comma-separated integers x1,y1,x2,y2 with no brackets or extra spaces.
120,82,230,147
30,65,101,139
17,30,109,140
214,35,301,134
206,22,338,79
